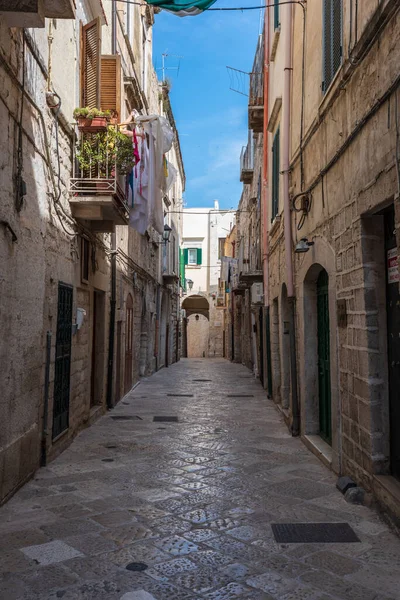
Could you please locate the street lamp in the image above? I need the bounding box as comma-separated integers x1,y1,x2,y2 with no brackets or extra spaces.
162,224,172,244
186,278,194,291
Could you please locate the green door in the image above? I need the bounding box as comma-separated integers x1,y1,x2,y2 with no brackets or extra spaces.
317,270,332,444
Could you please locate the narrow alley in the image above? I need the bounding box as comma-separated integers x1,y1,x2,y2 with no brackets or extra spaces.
1,359,399,600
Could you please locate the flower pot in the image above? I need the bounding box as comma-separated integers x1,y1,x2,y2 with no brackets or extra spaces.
77,116,108,133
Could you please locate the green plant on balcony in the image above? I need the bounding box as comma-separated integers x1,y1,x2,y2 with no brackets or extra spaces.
76,127,135,178
73,107,113,132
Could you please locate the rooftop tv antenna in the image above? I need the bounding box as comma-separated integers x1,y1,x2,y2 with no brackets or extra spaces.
157,51,184,82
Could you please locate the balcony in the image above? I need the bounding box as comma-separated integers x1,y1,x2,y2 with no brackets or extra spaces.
69,124,131,232
249,72,264,132
0,0,75,27
240,144,254,184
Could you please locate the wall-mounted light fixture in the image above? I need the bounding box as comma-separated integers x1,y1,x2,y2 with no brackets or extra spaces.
195,314,200,321
295,238,315,253
186,278,194,291
154,224,172,245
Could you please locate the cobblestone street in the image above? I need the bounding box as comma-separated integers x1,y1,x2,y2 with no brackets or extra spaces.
1,359,399,600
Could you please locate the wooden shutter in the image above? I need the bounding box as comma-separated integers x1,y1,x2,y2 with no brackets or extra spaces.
81,18,102,108
101,55,121,119
196,248,202,265
184,248,189,265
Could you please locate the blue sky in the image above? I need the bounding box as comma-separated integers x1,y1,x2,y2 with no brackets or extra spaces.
152,2,262,209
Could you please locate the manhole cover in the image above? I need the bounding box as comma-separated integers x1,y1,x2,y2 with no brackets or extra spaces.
111,416,142,421
193,379,212,382
153,416,179,422
227,394,254,398
271,523,360,544
167,394,193,397
126,562,148,572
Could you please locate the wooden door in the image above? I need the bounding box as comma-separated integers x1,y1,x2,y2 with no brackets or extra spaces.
124,294,133,394
53,283,73,439
384,206,400,479
317,270,332,444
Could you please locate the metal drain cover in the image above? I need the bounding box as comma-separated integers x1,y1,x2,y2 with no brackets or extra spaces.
111,416,142,421
193,379,212,382
227,394,254,398
271,523,360,544
167,394,193,397
126,562,148,572
153,416,179,422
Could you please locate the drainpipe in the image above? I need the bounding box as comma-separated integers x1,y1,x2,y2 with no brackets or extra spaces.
262,5,273,396
282,3,300,436
106,1,118,410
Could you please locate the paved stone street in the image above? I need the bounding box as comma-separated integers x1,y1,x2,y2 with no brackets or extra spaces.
1,359,400,600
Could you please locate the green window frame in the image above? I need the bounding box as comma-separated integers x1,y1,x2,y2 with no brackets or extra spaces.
271,126,280,221
274,0,280,30
184,248,202,266
322,0,342,93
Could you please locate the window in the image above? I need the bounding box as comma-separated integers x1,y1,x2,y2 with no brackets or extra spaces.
80,18,121,119
322,0,342,93
271,127,280,221
81,237,90,283
218,237,225,260
274,0,280,30
184,248,202,266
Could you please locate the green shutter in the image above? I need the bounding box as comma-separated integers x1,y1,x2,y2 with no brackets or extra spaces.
183,248,189,265
179,248,186,290
196,248,202,265
323,0,342,93
271,127,280,221
274,0,279,29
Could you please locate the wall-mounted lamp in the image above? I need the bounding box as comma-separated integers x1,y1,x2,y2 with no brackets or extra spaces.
195,314,200,321
162,224,172,243
186,278,194,291
295,238,315,253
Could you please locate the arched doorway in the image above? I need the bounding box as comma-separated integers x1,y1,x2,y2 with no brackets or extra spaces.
181,295,210,359
317,269,332,444
124,294,133,394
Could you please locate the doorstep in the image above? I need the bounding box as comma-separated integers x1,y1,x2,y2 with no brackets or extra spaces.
302,434,333,470
373,474,400,526
88,404,104,426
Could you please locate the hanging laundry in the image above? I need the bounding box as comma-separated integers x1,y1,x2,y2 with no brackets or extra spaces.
146,0,217,17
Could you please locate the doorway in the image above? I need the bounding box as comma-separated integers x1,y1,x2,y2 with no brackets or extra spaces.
124,294,134,394
384,206,400,479
317,269,332,444
53,283,73,439
90,291,105,407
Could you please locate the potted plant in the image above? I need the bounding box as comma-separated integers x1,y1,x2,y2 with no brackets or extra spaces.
76,127,135,187
73,107,112,132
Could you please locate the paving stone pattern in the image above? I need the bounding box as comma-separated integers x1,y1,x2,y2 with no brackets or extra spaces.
0,359,399,599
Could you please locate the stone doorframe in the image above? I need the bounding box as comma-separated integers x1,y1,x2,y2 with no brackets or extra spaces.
296,237,341,474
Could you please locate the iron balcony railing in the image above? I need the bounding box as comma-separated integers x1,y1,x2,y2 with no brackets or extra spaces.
240,142,254,174
69,124,130,217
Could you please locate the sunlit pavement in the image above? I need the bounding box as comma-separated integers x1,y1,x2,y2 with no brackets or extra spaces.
0,359,399,599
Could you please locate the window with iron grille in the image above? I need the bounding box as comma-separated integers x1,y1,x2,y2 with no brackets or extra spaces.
322,0,342,93
274,0,280,30
271,127,280,221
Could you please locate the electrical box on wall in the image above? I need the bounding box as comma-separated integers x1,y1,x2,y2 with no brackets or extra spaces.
251,282,263,305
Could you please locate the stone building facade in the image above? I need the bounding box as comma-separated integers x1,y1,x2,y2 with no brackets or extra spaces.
265,0,400,521
0,1,184,504
181,202,235,359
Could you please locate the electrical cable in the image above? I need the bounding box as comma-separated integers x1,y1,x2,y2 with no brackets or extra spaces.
15,31,25,212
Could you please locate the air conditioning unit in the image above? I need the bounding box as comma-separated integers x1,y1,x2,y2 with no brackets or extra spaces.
251,282,263,305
